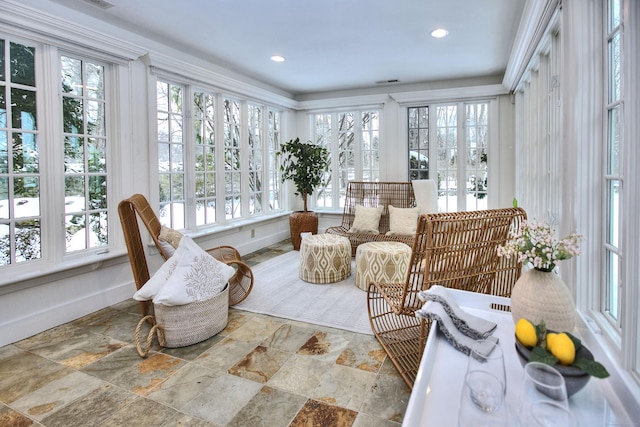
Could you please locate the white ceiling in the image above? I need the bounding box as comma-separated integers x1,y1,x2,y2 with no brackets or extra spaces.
44,0,527,95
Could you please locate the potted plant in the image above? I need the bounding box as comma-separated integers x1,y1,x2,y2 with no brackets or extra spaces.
276,137,330,250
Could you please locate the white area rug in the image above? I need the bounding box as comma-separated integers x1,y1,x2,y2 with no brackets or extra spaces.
234,251,373,335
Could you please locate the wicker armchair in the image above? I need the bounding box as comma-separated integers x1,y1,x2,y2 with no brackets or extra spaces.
118,194,253,313
367,207,527,389
325,181,417,256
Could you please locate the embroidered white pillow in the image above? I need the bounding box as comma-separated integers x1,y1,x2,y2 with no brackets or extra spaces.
133,236,234,306
349,205,384,233
386,205,420,236
158,225,184,257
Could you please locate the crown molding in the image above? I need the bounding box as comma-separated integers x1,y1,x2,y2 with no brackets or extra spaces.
390,84,508,105
144,52,298,110
295,94,389,111
0,0,147,63
502,0,560,91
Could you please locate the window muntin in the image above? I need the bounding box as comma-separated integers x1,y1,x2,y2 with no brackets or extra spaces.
408,106,429,180
194,91,217,226
61,55,108,252
248,103,262,215
313,109,380,209
157,81,185,229
314,113,333,208
267,110,281,211
223,98,242,220
1,39,41,265
1,34,118,271
436,105,459,212
465,103,489,209
409,102,489,212
603,0,623,326
361,111,380,182
156,80,282,229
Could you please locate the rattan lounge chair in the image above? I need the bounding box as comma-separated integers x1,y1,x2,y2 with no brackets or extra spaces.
325,181,417,256
367,207,527,389
118,194,253,313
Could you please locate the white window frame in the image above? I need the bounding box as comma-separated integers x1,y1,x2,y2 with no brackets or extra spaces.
408,99,497,212
511,0,640,395
153,74,284,232
0,29,131,285
310,108,382,210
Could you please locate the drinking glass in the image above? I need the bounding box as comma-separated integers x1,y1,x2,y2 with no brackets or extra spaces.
519,362,571,427
458,340,509,426
467,339,507,397
458,371,509,426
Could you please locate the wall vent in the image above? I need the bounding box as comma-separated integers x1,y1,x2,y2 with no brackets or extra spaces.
375,79,400,85
83,0,115,9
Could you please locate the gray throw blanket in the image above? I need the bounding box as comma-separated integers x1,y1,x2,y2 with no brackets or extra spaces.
415,286,499,356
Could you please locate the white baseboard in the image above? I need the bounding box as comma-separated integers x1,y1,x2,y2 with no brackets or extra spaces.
0,281,133,347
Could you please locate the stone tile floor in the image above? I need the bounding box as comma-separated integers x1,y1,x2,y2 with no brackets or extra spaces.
0,240,411,426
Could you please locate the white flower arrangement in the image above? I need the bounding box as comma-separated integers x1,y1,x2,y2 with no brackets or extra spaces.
498,220,583,272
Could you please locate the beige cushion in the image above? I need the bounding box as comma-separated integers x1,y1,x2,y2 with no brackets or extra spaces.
158,225,184,257
349,205,383,233
133,236,235,306
386,205,419,236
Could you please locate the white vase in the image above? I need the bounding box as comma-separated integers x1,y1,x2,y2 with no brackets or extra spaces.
510,268,576,332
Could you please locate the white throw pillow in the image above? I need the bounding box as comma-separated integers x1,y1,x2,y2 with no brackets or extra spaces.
412,179,438,215
349,205,383,233
158,225,184,257
133,236,235,306
386,205,420,236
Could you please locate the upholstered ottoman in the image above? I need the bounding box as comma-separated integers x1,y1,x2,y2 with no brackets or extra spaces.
355,241,412,291
299,234,351,284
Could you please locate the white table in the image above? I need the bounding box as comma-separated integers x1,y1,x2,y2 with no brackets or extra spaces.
402,289,635,426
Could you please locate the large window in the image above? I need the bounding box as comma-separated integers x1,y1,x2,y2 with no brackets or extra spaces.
156,78,282,230
408,102,490,212
603,0,622,328
1,39,41,265
62,55,108,252
312,109,380,209
1,36,114,269
267,110,281,211
157,81,185,228
512,0,640,389
194,91,217,226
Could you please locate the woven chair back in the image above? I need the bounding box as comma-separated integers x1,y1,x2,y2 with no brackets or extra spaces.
339,181,416,234
118,197,153,316
125,194,172,260
401,207,527,312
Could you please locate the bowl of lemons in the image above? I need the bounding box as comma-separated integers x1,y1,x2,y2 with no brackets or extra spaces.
514,318,610,397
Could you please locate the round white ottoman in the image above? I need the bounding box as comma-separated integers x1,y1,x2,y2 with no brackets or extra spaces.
355,241,412,291
299,234,352,284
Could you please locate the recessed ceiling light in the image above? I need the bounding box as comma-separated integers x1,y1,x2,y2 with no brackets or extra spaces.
430,28,449,38
270,55,286,62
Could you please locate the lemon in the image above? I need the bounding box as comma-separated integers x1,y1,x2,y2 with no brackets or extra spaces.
545,332,558,350
515,318,538,347
548,332,575,365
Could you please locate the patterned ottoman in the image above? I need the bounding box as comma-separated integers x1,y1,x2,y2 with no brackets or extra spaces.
355,241,412,291
299,234,351,284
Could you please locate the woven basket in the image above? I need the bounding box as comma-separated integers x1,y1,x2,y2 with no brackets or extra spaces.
135,285,229,356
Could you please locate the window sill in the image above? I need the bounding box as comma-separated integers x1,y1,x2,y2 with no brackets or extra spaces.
576,310,640,421
185,211,291,239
